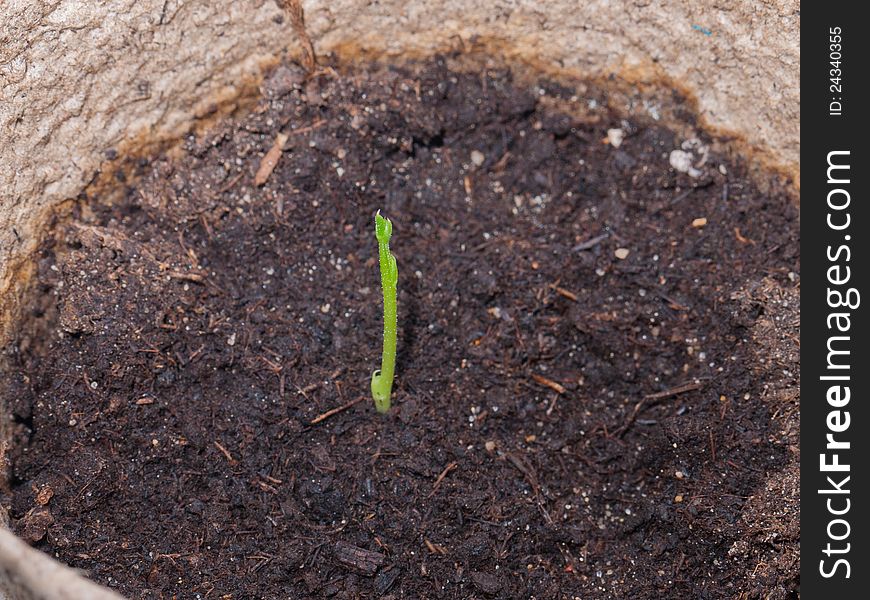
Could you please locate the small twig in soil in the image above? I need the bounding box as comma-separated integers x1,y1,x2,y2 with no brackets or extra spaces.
369,448,399,465
213,440,238,465
616,382,706,438
218,172,244,194
254,120,328,187
572,233,609,252
82,369,99,395
424,539,449,555
254,131,290,186
286,119,326,137
644,381,703,401
669,188,696,206
734,227,756,245
297,366,346,397
491,150,512,172
545,394,559,416
199,214,213,239
657,291,690,311
549,282,578,302
428,461,458,498
674,551,686,577
463,175,473,197
187,344,206,363
258,355,283,373
247,553,275,574
75,477,97,502
310,396,365,425
177,229,199,266
531,373,566,395
503,452,541,498
168,270,205,283
254,479,279,494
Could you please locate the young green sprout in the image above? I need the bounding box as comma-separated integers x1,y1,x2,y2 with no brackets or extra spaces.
371,211,398,413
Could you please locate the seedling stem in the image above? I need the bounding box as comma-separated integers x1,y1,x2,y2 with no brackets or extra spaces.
371,211,398,413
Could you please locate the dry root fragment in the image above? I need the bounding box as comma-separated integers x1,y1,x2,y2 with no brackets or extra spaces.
278,0,317,73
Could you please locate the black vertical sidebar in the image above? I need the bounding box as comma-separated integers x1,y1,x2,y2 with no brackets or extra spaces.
801,5,869,597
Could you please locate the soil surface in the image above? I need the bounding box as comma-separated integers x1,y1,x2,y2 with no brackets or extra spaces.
2,56,800,599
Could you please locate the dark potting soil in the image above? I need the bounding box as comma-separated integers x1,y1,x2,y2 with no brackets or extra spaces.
2,56,800,598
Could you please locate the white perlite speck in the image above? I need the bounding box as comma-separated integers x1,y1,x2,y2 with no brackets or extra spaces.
606,128,624,148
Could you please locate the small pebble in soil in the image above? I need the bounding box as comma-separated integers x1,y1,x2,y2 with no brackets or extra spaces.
470,150,485,166
669,149,702,177
606,128,625,148
614,248,630,260
692,217,708,228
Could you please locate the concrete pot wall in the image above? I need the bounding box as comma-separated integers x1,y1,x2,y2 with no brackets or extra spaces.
0,0,799,596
